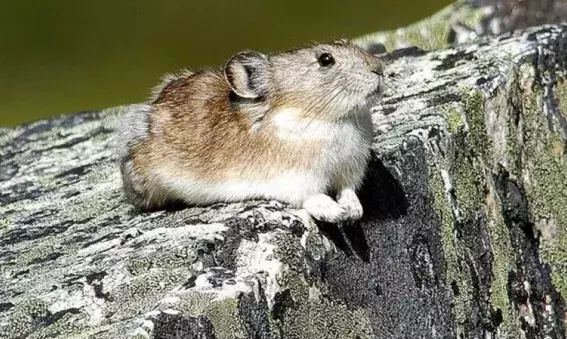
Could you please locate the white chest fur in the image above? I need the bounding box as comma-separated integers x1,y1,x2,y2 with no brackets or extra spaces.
271,107,373,190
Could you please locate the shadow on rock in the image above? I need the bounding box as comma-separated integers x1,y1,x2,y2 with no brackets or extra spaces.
318,151,409,262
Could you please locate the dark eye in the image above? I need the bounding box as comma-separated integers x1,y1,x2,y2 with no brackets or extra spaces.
317,53,335,67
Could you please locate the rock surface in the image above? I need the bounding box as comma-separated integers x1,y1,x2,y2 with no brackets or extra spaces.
355,0,567,52
1,24,567,339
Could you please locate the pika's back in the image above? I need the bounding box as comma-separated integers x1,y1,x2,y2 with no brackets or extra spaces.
119,70,240,163
130,70,256,177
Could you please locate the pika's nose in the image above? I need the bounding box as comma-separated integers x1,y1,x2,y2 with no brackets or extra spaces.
367,56,384,76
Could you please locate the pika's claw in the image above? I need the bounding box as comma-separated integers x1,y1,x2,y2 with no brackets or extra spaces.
337,188,363,221
303,194,348,223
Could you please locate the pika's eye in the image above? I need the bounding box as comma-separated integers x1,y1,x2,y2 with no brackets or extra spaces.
317,53,335,67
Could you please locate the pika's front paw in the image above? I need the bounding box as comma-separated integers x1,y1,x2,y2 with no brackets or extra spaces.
337,188,363,221
303,194,348,223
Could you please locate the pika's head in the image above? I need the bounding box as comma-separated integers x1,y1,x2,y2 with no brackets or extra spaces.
223,40,384,120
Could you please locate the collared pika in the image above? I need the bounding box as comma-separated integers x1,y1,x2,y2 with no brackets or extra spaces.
118,40,384,223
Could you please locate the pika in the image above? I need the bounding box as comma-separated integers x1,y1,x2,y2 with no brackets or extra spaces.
118,40,384,223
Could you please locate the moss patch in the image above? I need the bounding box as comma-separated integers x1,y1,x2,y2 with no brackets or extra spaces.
282,300,373,339
209,298,246,339
463,89,492,165
447,89,491,220
521,82,567,299
427,163,471,327
485,181,518,337
272,232,310,303
354,1,486,52
107,267,189,318
443,105,465,134
353,4,455,51
428,86,525,336
405,21,452,51
0,299,50,338
555,79,567,122
177,292,246,339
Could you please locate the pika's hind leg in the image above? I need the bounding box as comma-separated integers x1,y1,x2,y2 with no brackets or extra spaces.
302,194,348,223
120,158,168,211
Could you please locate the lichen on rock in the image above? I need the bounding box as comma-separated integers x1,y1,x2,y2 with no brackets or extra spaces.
2,22,567,339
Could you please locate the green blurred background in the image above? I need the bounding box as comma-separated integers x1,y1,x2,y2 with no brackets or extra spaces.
0,0,451,126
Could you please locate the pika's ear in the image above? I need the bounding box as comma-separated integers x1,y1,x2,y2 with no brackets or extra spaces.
223,51,270,99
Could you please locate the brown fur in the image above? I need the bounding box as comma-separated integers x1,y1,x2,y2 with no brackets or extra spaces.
133,70,322,185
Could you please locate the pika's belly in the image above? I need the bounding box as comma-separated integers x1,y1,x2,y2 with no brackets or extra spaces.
158,170,328,207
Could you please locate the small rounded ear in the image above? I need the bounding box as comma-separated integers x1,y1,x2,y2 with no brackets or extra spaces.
223,51,270,99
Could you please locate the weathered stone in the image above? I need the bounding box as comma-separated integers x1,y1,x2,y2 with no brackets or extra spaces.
2,23,567,339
